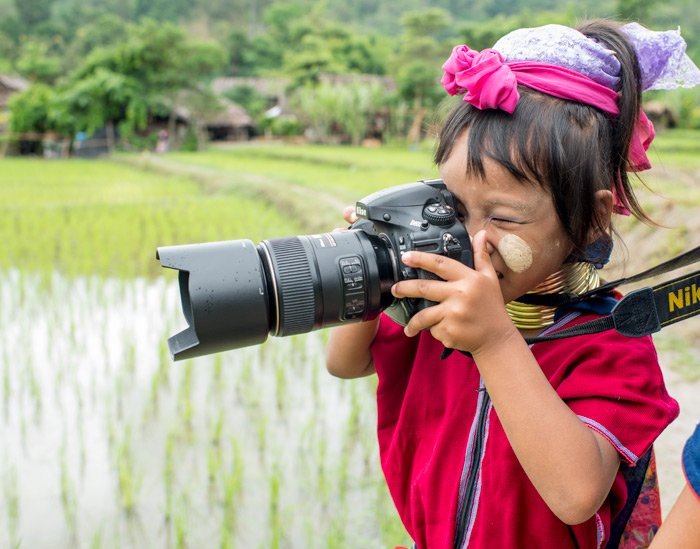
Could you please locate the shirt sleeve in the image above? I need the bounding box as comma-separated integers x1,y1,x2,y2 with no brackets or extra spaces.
683,423,700,499
533,328,680,465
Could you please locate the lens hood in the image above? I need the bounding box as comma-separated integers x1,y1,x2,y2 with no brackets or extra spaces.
156,239,271,360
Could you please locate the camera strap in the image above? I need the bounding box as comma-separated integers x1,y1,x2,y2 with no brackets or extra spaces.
522,245,700,344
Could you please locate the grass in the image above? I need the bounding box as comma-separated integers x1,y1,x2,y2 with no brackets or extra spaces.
647,128,700,170
163,141,438,199
0,158,304,278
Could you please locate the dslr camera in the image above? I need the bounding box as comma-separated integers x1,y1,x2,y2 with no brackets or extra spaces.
157,179,473,360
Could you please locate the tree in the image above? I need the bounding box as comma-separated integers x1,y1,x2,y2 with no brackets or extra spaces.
10,18,227,148
67,19,226,137
62,13,129,67
616,0,659,22
13,0,56,32
391,8,455,141
8,83,56,134
15,38,63,83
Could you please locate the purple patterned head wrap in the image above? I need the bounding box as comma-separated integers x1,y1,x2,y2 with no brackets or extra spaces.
492,23,700,92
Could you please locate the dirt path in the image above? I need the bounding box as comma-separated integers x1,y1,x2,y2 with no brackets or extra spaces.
654,353,700,515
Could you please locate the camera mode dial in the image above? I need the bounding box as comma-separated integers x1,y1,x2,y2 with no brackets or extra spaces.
423,203,456,226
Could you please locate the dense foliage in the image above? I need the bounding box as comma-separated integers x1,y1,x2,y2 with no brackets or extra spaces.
2,0,700,145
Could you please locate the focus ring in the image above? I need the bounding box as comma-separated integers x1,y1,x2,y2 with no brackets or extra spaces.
266,237,316,336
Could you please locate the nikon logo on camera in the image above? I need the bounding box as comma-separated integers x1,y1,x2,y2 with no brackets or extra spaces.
356,206,367,217
668,282,700,312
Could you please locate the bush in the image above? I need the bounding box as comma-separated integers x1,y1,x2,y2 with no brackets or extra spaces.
180,127,199,151
269,116,303,137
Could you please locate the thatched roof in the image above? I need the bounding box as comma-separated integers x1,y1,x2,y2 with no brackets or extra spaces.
212,77,290,97
204,100,253,128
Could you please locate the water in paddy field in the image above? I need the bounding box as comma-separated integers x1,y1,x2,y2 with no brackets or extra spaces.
0,270,402,548
1,269,696,548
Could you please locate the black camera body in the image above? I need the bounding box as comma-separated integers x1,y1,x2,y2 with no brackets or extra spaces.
350,179,473,324
157,179,473,360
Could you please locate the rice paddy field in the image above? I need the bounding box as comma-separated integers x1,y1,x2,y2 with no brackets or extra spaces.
1,133,699,548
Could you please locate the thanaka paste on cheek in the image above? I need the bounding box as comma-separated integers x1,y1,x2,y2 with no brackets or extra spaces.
497,234,533,273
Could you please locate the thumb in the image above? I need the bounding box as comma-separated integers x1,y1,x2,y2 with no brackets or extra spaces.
343,205,358,224
472,230,497,277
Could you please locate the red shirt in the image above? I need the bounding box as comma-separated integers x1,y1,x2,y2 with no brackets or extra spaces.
371,311,679,549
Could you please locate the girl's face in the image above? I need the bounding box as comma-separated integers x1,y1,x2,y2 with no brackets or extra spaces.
439,131,574,304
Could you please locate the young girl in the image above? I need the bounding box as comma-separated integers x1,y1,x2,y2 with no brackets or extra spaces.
326,20,700,548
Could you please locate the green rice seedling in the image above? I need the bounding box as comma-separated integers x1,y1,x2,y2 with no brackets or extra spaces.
74,378,84,420
317,436,329,504
177,361,195,436
207,444,222,486
27,365,42,424
19,410,27,454
236,356,253,401
274,363,286,415
211,409,225,447
221,438,244,538
104,399,116,452
269,462,282,549
173,495,188,549
145,368,162,422
59,442,78,536
158,340,172,390
255,413,268,457
220,523,233,549
336,444,350,506
90,529,103,549
346,383,361,444
116,427,140,515
78,413,87,478
211,354,224,398
377,481,411,548
124,343,137,380
290,334,307,364
324,518,346,549
311,359,321,411
4,465,20,548
163,430,176,523
3,357,11,421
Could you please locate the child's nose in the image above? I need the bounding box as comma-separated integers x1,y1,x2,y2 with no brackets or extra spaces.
467,225,496,255
466,218,494,251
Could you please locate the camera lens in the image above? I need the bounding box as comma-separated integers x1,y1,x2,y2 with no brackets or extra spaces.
157,229,396,360
157,239,272,360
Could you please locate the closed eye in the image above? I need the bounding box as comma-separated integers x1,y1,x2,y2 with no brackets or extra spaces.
490,217,520,225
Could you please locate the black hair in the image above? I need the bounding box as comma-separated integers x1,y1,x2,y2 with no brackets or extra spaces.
434,20,649,255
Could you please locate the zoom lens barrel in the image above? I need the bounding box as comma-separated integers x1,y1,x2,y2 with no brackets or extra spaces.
157,229,395,360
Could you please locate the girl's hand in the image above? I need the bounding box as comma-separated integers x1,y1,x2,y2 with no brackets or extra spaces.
391,230,519,356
